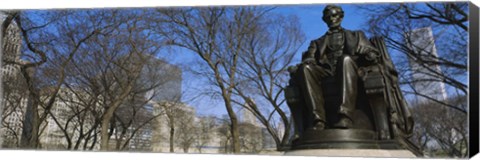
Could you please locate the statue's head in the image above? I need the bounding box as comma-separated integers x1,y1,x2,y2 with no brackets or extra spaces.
322,5,344,29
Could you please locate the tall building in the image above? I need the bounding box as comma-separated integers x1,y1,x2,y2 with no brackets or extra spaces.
38,87,101,150
1,15,22,86
405,27,448,103
241,100,261,128
141,57,182,102
0,16,28,148
134,57,184,152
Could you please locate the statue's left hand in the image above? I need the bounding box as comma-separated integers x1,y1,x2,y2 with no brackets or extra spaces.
365,52,378,63
357,45,379,63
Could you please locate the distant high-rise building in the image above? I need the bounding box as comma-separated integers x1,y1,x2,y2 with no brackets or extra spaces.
1,15,22,80
241,100,261,127
1,15,28,148
142,57,182,102
405,27,448,103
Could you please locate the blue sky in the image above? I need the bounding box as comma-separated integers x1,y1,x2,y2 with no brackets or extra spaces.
161,3,468,117
166,4,372,117
272,4,368,60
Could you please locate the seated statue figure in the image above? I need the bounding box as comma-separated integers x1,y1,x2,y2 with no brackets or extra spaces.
289,5,379,130
285,5,416,152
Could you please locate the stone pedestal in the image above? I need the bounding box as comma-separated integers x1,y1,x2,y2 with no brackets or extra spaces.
288,129,423,157
284,149,417,158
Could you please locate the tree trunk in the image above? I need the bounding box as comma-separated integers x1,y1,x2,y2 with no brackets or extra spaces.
99,84,134,150
20,90,39,148
0,20,4,148
19,66,41,149
100,115,112,151
89,131,98,150
169,124,175,152
224,98,240,153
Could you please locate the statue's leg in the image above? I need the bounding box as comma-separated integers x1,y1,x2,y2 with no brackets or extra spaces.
334,55,358,128
297,64,326,130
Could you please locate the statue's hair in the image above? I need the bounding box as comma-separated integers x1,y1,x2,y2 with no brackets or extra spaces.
322,5,344,21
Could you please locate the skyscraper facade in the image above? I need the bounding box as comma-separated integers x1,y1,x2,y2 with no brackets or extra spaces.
1,15,28,148
405,27,448,103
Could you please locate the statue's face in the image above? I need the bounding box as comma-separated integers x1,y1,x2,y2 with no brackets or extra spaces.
323,8,343,28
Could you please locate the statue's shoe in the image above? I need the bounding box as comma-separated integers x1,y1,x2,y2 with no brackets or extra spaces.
312,121,326,130
333,117,353,129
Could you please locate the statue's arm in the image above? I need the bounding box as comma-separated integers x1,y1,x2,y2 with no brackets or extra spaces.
301,40,317,64
356,31,380,63
288,40,317,74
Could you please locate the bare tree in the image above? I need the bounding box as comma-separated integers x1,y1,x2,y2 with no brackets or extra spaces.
359,2,468,157
238,122,263,153
410,95,467,157
194,116,216,153
109,57,182,151
0,10,117,149
152,7,298,153
1,74,27,148
359,2,467,112
230,12,305,151
7,9,166,150
174,109,196,153
217,115,233,153
152,7,234,153
41,79,106,151
35,10,128,148
217,116,264,153
78,11,165,151
111,95,152,151
155,95,193,153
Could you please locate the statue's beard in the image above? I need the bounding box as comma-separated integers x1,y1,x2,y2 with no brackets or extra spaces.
327,19,342,28
328,23,341,29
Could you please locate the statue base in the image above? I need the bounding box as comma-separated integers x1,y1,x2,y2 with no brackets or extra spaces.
284,149,417,158
292,129,399,149
289,129,422,157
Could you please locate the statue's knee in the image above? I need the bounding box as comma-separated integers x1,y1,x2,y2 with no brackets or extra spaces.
340,56,357,69
300,64,315,72
341,55,354,63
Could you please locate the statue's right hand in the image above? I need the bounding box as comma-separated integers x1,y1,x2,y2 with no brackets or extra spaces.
288,65,298,73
